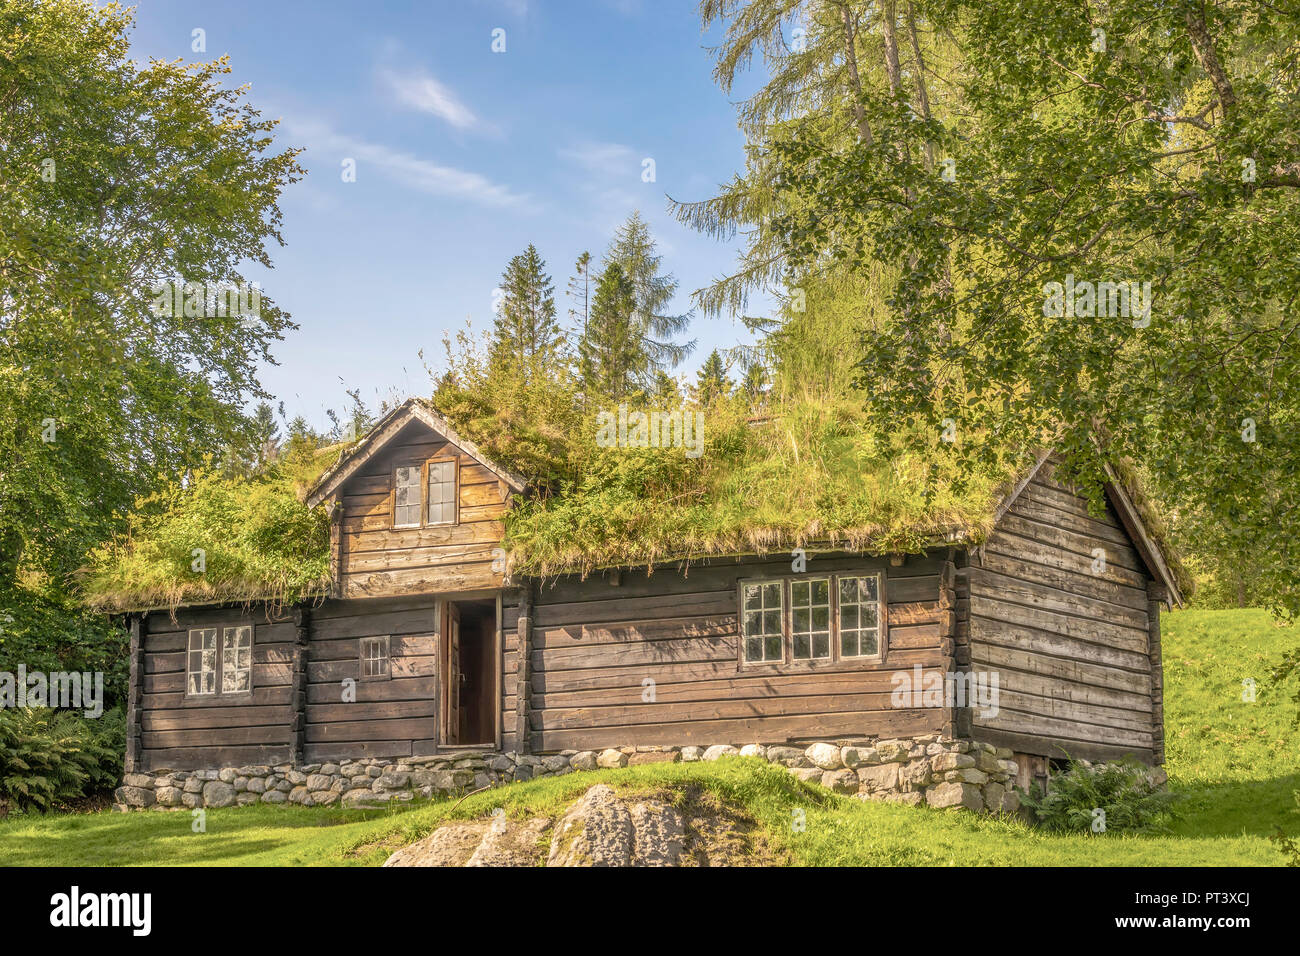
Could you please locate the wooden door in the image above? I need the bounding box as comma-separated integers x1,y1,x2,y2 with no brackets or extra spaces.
446,603,461,744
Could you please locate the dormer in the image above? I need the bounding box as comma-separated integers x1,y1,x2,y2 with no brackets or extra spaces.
306,399,526,599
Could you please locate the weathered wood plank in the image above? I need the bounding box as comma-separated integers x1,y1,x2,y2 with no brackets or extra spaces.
986,530,1148,588
970,569,1149,630
142,745,291,770
304,716,437,743
979,547,1148,610
997,513,1143,572
971,703,1152,750
970,593,1149,655
970,642,1150,696
972,616,1151,672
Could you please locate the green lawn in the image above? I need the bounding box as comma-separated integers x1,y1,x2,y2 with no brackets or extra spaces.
2,608,1296,866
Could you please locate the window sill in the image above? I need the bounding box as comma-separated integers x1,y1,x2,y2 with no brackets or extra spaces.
738,654,889,674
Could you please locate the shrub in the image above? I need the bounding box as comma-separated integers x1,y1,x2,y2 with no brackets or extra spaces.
0,707,124,815
1017,756,1177,834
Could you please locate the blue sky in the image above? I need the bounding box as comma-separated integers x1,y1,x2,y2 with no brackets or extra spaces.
124,0,769,431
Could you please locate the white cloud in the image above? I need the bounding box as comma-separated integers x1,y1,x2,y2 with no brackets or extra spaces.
378,67,482,132
559,141,640,177
287,118,532,209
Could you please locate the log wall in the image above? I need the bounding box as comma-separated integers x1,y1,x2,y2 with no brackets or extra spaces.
528,553,947,752
138,605,296,771
967,463,1159,763
302,596,440,762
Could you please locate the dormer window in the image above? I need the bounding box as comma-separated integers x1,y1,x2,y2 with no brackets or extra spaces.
392,459,458,529
427,459,457,525
394,465,422,528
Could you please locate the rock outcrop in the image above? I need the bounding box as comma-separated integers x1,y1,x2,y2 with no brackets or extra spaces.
386,784,707,867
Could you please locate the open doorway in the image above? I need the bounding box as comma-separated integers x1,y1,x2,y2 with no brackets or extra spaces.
440,599,497,747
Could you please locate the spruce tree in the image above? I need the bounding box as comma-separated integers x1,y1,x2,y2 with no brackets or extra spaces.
603,212,695,384
694,349,732,407
491,243,562,376
566,250,594,339
579,263,642,398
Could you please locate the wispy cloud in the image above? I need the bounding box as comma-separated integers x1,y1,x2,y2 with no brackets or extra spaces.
378,67,484,132
482,0,531,16
559,141,640,177
287,118,532,209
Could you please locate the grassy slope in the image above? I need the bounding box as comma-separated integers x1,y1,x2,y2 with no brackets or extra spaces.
1,609,1296,867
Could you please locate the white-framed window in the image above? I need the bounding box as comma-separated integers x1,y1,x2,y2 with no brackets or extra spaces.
427,459,456,525
221,626,253,693
739,571,886,666
741,581,784,663
187,628,218,696
360,635,391,679
791,577,832,660
394,465,422,528
839,575,882,658
187,625,254,696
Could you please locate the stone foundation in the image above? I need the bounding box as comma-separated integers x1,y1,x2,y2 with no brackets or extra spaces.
113,734,1021,814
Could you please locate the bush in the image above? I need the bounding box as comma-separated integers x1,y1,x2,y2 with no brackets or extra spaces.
1017,756,1177,834
0,707,124,815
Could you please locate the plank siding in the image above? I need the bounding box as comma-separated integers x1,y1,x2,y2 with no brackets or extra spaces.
969,465,1158,763
139,606,296,771
528,553,945,752
334,419,510,599
302,596,440,762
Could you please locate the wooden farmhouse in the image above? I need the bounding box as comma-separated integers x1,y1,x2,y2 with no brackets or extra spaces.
118,398,1184,809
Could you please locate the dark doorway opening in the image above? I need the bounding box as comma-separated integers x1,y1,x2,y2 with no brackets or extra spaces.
441,599,496,747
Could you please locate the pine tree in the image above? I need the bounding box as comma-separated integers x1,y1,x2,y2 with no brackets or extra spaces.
491,244,562,377
603,212,695,384
579,263,642,398
694,349,732,407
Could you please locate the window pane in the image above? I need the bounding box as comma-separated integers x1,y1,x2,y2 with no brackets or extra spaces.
427,461,455,525
221,626,252,693
395,466,421,526
187,629,217,695
741,579,784,662
790,577,830,659
837,574,882,658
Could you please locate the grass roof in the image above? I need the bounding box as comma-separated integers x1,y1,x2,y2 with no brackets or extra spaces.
80,446,340,613
80,393,1185,611
503,396,1026,578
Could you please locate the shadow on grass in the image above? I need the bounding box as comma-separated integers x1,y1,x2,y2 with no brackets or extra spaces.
1167,773,1300,839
